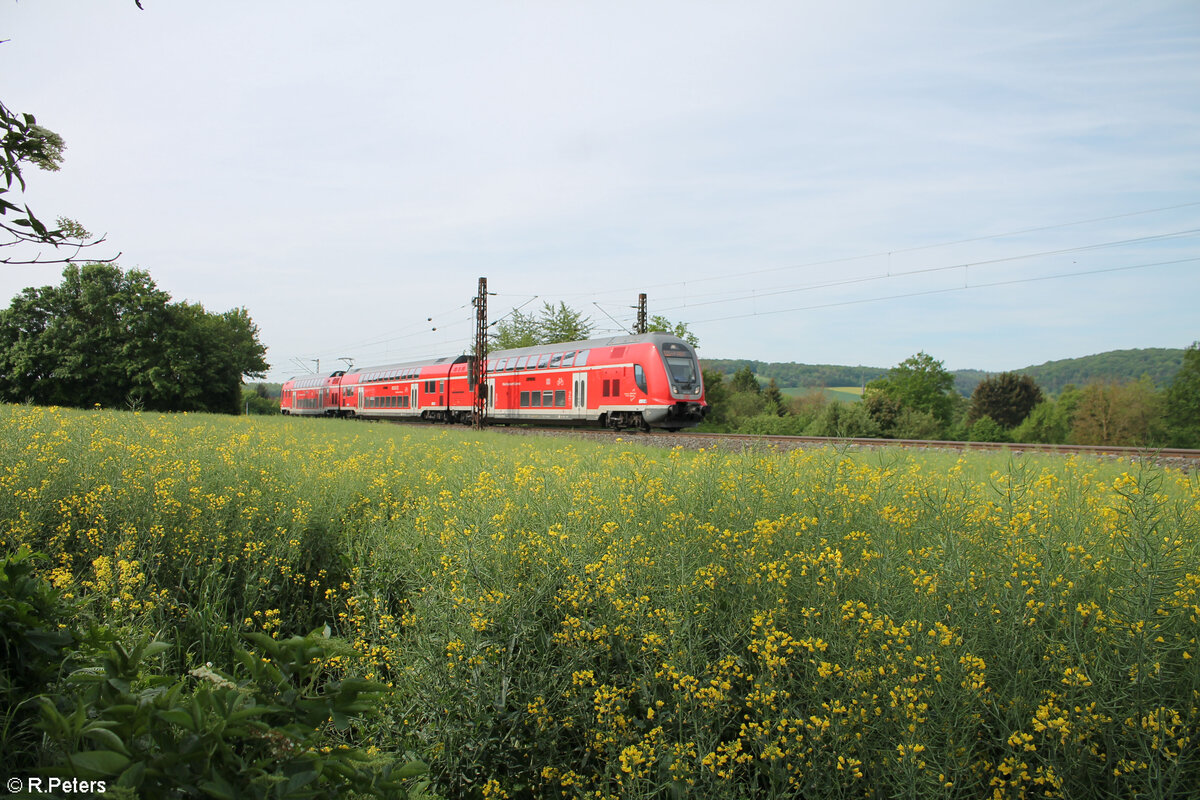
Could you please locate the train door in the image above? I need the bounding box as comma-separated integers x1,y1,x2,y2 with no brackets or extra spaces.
574,374,588,420
487,378,496,416
410,384,418,412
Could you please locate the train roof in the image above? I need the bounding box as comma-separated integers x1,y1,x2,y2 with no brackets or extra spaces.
490,332,693,360
282,371,345,387
344,354,468,376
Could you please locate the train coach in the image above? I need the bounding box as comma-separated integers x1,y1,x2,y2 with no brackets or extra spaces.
280,332,707,431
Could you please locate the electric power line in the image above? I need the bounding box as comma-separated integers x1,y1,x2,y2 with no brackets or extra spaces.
688,256,1200,324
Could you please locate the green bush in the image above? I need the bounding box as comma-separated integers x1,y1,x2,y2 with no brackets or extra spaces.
37,630,427,798
2,542,428,798
968,415,1009,443
1,547,80,762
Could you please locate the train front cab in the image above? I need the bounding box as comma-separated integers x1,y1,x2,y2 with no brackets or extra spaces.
482,333,707,430
601,334,706,430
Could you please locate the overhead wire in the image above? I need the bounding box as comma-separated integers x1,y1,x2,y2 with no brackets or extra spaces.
272,201,1199,377
507,200,1200,300
652,227,1200,313
688,256,1200,324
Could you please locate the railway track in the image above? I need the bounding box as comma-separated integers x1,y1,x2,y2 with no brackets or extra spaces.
489,426,1200,469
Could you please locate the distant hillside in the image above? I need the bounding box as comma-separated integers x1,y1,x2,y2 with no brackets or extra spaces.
701,359,888,390
1002,348,1185,395
703,347,1187,398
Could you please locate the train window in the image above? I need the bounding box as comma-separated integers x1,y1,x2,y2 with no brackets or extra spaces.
537,354,551,368
576,349,589,367
519,391,530,407
516,356,529,370
601,379,609,398
439,380,444,392
548,353,563,368
554,390,566,407
562,351,575,367
530,391,541,407
634,364,647,393
495,358,507,371
543,391,554,407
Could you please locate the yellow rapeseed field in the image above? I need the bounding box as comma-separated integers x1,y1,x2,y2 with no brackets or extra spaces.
2,403,1198,799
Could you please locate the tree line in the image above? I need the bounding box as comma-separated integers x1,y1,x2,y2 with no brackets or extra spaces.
490,302,698,350
0,263,268,414
706,348,1188,399
700,347,1200,448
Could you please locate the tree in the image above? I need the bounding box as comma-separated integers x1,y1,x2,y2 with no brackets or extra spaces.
0,263,267,412
1164,342,1200,447
1069,378,1164,447
491,307,539,350
492,302,594,349
763,378,786,416
730,366,761,395
805,401,881,438
969,415,1009,443
2,2,144,263
1,100,113,265
968,372,1044,429
870,351,956,428
697,367,732,430
537,301,593,344
0,263,169,406
862,388,903,436
1011,394,1075,444
646,314,699,347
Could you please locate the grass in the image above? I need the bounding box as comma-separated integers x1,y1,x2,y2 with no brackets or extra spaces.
779,386,863,403
3,403,1198,799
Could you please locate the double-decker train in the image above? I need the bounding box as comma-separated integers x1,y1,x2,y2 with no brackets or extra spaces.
280,332,707,431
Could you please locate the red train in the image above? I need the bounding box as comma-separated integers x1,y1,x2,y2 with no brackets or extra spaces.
280,332,707,430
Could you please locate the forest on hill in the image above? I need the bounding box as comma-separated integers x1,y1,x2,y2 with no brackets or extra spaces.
700,344,1199,448
702,347,1187,397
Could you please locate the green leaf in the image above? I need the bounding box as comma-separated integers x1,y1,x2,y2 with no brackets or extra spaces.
82,726,131,756
284,770,319,794
155,709,195,731
66,750,131,776
116,761,147,788
142,640,172,659
198,774,236,800
395,760,428,779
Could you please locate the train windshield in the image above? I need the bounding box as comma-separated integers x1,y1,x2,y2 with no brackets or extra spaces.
659,340,700,391
665,356,697,384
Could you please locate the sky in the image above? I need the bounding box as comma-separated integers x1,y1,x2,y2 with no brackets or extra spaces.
4,1,1199,383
